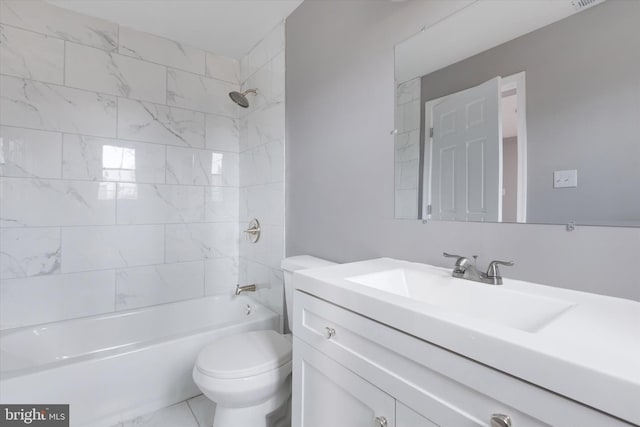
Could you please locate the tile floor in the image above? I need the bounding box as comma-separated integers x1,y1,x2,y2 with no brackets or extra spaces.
111,395,214,427
111,394,291,427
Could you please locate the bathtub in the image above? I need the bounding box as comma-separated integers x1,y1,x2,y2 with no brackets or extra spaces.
0,295,279,427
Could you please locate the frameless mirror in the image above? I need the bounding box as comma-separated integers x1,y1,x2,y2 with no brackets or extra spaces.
394,0,640,227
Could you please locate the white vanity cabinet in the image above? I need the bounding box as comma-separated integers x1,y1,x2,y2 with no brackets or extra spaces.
293,338,397,427
293,337,437,427
291,290,634,427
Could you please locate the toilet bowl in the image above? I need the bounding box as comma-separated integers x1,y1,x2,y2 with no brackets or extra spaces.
193,256,336,427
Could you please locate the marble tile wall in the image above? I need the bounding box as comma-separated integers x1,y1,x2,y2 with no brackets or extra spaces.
237,24,286,328
0,0,243,330
394,77,421,219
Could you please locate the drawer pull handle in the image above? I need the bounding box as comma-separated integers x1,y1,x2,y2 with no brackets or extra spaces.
324,327,336,339
491,414,512,427
374,416,388,427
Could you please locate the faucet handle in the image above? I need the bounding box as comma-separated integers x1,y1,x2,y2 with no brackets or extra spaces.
443,252,472,272
486,260,514,278
443,252,465,259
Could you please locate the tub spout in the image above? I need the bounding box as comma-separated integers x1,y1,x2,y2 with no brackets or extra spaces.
235,284,256,295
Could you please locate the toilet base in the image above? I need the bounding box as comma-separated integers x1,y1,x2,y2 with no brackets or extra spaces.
212,379,291,427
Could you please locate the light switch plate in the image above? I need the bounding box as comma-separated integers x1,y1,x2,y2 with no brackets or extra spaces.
554,169,578,188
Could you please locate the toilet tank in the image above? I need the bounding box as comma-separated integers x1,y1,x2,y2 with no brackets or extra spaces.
281,256,336,332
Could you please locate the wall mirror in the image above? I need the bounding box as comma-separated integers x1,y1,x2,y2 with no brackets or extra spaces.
393,0,639,227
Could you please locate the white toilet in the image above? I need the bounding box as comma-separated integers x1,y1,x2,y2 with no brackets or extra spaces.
193,255,335,427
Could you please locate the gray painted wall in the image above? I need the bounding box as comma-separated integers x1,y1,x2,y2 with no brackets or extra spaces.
286,0,640,301
419,0,640,226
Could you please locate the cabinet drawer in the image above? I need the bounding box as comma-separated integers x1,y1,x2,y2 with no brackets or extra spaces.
293,337,395,427
293,290,632,427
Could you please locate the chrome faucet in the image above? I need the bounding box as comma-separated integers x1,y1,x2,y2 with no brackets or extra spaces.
443,252,514,285
235,284,256,295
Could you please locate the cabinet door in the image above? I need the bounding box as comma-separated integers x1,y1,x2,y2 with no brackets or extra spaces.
292,337,395,427
397,402,439,427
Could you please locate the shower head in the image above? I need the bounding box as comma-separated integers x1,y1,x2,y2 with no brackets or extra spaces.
229,89,257,108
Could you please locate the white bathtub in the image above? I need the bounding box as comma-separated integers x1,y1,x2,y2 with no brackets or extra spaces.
0,295,279,426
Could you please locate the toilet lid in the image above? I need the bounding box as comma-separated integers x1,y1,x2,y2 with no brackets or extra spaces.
196,330,292,379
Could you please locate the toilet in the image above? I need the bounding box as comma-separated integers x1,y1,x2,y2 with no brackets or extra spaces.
193,255,335,427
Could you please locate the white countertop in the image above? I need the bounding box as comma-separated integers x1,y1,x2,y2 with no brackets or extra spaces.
293,258,640,424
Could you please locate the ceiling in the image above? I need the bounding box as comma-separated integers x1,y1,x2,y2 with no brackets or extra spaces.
48,0,303,59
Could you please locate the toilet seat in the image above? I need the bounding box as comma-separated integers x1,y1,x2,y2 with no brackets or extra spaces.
196,330,292,379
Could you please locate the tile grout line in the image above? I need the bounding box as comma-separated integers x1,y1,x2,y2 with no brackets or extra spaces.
0,122,239,154
165,63,169,107
185,398,202,427
163,223,167,265
62,40,66,86
0,72,238,120
0,22,239,84
2,256,241,284
0,174,245,188
0,220,241,231
202,259,206,297
59,132,65,179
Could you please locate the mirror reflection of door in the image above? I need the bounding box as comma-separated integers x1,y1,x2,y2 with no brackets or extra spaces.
426,73,527,223
428,77,503,222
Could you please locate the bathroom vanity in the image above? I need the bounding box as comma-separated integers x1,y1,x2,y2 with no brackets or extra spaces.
291,259,640,426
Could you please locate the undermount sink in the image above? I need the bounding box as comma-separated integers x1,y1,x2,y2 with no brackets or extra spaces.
347,268,576,332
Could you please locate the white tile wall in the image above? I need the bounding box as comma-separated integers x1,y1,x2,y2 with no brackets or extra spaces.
116,184,205,224
0,24,65,84
240,183,284,226
115,261,204,310
206,115,239,152
0,2,286,331
205,186,239,222
205,53,240,84
61,225,165,272
238,258,285,319
0,227,61,279
62,134,166,183
204,257,239,296
166,146,238,187
65,42,167,103
0,0,243,330
117,98,206,148
118,26,206,75
1,178,117,227
0,0,118,51
167,69,238,117
0,126,63,178
239,222,284,271
240,57,285,116
240,24,285,82
238,23,286,320
240,140,284,186
165,223,239,262
0,271,116,329
0,75,117,137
